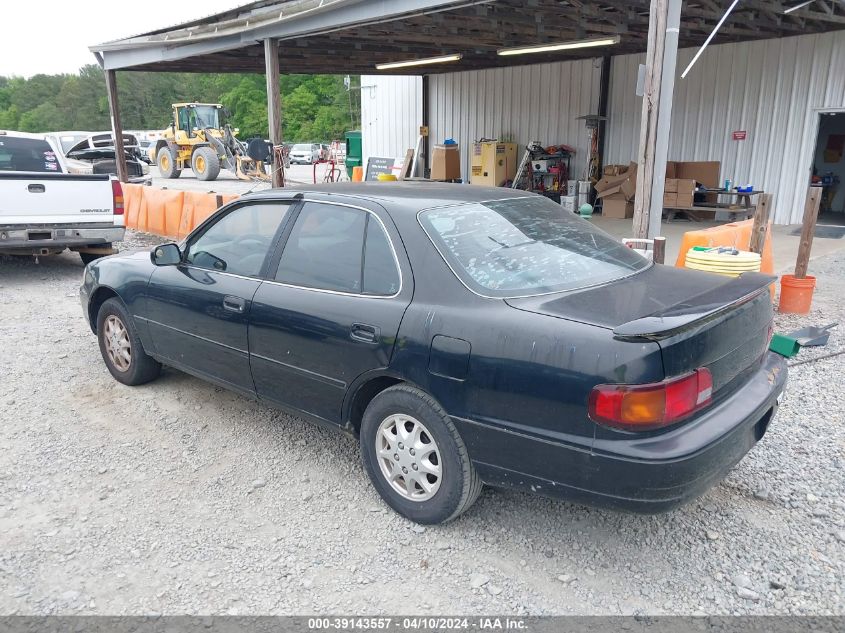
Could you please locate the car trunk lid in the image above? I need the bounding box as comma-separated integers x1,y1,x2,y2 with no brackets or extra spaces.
506,266,774,397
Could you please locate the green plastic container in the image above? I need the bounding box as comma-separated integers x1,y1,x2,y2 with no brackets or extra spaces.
345,130,362,179
769,333,800,358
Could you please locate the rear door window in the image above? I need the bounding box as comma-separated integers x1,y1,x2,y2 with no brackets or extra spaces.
419,196,649,297
0,137,61,172
275,202,400,295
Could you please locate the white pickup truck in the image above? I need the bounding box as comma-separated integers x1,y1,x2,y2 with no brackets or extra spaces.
0,130,125,264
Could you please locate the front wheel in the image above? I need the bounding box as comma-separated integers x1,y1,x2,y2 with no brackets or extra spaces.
360,385,482,524
96,298,161,386
192,146,221,181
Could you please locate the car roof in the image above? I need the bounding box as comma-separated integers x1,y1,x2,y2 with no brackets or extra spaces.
244,181,534,212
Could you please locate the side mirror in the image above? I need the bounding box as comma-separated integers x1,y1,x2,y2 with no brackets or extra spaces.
151,243,181,266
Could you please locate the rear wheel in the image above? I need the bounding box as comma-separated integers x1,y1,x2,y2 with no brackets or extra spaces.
192,146,220,181
96,298,161,386
360,385,482,524
157,147,181,179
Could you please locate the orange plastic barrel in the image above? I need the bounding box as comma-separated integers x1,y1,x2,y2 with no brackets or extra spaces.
352,166,364,182
778,275,816,314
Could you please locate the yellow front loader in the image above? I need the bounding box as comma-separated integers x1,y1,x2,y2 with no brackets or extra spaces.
150,103,272,182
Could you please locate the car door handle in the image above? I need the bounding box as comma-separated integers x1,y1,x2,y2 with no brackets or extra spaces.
350,323,380,344
27,184,46,193
222,295,245,313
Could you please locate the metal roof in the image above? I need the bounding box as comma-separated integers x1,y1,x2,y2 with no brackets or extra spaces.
91,0,845,74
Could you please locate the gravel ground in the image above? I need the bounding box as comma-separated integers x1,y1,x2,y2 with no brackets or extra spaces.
0,236,843,616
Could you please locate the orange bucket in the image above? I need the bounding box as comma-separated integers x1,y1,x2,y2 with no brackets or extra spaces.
778,274,816,314
352,166,364,182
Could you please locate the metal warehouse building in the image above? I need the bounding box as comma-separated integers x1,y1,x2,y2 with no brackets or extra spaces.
91,0,845,228
362,30,845,225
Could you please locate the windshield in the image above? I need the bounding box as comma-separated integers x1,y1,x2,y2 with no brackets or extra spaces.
292,144,311,151
191,106,220,129
419,196,649,297
0,136,62,172
58,134,89,154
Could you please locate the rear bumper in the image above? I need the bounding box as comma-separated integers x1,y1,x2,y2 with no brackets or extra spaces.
0,225,124,252
457,352,787,513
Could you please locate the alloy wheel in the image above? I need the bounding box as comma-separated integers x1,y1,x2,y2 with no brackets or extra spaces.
376,414,442,501
103,315,131,372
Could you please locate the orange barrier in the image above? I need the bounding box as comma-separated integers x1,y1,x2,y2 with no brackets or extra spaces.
141,188,184,238
123,183,144,230
121,185,240,239
675,219,774,275
179,191,223,239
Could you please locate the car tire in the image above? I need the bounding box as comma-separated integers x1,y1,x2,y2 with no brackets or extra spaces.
360,384,482,524
96,297,161,386
192,146,220,181
157,147,181,179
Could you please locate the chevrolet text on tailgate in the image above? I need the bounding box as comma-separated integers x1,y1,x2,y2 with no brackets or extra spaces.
0,130,125,264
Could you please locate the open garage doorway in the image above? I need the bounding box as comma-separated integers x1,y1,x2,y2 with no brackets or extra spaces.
811,111,845,233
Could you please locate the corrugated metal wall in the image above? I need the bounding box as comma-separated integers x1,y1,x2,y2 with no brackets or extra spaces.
361,32,845,224
360,75,422,163
428,59,603,181
607,32,845,224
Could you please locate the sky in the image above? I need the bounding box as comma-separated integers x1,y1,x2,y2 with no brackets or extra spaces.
0,0,244,77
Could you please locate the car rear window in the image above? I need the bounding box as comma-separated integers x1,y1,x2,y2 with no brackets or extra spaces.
0,136,61,172
419,196,649,297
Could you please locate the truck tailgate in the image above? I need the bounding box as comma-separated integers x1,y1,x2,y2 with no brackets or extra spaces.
0,172,114,225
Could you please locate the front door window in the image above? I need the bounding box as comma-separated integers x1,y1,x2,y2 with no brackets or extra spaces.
186,203,290,277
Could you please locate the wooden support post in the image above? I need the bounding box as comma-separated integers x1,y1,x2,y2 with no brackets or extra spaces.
104,69,128,184
264,38,284,189
632,0,681,239
749,193,772,255
215,194,224,209
652,236,666,264
795,186,823,279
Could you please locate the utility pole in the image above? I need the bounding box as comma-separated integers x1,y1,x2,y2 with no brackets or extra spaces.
104,69,128,184
264,38,284,189
632,0,681,238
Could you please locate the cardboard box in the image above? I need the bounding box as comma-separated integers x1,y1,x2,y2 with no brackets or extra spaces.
676,178,696,195
594,171,630,193
675,191,694,208
664,178,678,193
602,196,634,219
560,195,578,213
675,161,719,202
603,164,628,176
663,192,677,207
431,144,461,180
665,161,678,179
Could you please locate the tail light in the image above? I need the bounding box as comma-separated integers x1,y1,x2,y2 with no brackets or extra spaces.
112,180,124,215
588,368,713,431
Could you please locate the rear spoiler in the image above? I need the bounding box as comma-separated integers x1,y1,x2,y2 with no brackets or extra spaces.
613,272,775,340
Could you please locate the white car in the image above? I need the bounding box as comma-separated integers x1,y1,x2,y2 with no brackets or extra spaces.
289,143,321,164
0,130,125,264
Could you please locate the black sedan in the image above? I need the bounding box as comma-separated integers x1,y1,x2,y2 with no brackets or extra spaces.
80,184,786,524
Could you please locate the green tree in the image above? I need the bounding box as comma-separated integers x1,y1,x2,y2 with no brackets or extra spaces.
0,67,360,142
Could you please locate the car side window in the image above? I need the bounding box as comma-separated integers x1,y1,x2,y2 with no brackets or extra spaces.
185,203,289,277
275,202,366,293
274,203,401,296
363,217,400,295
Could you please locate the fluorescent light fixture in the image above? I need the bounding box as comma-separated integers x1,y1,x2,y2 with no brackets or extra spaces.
497,36,620,57
784,0,815,13
375,54,462,70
